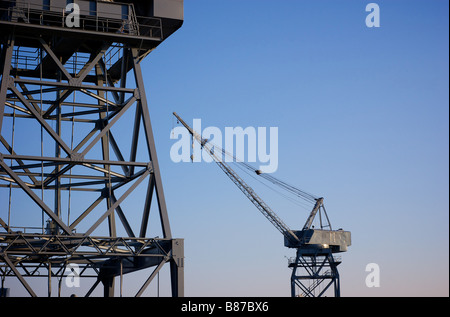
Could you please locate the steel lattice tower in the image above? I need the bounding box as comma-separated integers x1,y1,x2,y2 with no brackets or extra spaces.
289,247,342,297
0,0,184,297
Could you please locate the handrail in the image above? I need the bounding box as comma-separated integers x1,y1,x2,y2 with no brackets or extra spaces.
0,0,162,39
288,255,342,265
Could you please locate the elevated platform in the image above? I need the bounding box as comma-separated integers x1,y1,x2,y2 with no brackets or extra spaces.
0,231,184,296
0,0,183,50
284,229,351,253
1,1,183,82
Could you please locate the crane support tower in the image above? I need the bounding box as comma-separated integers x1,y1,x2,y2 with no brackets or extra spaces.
0,0,184,297
173,112,351,297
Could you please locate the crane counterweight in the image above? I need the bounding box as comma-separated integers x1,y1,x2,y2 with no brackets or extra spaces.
284,229,351,252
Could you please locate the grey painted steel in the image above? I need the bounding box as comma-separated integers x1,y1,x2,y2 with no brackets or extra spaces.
0,36,14,136
132,47,172,240
0,0,184,297
285,229,352,252
154,0,184,20
289,248,341,297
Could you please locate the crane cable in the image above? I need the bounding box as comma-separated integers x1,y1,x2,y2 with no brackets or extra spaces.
202,138,319,205
173,112,333,236
229,159,314,211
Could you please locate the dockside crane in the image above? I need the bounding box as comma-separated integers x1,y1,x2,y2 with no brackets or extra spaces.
173,112,351,297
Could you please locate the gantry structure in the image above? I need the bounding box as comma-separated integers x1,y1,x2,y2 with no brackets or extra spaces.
0,0,184,297
174,112,351,297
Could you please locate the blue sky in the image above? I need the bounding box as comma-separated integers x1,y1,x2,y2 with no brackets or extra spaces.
1,0,448,297
145,0,449,297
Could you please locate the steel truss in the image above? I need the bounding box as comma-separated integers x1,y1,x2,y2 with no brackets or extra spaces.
289,249,341,297
0,29,183,297
0,233,183,297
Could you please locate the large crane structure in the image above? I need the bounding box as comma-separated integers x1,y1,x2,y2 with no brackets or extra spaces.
173,112,351,297
0,0,184,297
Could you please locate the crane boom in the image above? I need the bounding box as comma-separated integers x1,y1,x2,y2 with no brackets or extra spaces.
173,112,300,244
173,112,351,297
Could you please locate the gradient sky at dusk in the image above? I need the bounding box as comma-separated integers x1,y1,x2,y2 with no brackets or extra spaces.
2,0,448,297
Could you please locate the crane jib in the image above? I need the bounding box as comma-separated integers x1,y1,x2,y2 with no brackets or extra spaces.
173,112,300,243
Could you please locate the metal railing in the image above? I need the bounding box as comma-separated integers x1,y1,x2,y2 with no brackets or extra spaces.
10,44,125,84
288,255,342,265
11,46,42,70
0,0,163,39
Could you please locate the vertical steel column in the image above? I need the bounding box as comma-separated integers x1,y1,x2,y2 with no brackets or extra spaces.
131,47,172,239
170,239,185,297
0,36,14,135
131,46,184,297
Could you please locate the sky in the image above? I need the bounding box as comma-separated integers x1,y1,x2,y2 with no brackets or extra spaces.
148,0,449,297
1,0,449,297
